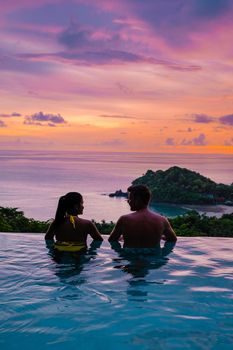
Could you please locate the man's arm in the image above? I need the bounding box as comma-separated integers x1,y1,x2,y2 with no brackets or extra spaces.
89,222,103,241
44,221,55,240
108,217,124,242
163,218,177,242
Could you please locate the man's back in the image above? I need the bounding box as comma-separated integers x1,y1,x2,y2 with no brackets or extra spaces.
109,208,176,248
108,184,177,247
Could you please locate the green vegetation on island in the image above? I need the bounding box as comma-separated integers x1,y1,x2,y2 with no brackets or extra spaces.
170,211,233,237
132,166,233,205
0,206,232,237
0,207,49,233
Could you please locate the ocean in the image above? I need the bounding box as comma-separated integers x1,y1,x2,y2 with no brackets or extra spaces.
0,150,233,222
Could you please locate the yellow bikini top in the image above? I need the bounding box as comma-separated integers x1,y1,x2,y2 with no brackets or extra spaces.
67,215,76,229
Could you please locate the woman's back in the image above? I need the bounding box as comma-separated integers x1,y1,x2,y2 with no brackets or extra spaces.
55,216,93,243
45,192,103,243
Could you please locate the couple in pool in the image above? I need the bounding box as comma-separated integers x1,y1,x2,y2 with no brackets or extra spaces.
45,185,177,249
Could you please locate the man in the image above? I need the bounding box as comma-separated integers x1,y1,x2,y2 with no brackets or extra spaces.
108,185,177,247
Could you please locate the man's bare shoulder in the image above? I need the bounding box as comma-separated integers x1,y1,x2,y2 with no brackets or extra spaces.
148,210,167,221
117,213,136,222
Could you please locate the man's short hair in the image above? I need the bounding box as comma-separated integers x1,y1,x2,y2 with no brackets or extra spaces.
127,185,151,205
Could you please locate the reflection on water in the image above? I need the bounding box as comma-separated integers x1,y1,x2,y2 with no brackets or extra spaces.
45,239,176,305
110,241,176,303
1,233,233,350
110,241,176,279
45,240,103,286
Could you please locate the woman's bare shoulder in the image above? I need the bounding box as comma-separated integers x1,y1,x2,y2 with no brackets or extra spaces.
77,217,94,226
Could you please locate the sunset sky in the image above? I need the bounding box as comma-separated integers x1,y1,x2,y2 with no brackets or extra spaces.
0,0,233,153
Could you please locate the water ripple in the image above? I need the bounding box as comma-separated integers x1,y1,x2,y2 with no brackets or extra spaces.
0,233,233,349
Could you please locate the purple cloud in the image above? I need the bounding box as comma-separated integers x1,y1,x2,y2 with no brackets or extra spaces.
116,82,133,95
165,137,175,146
181,139,192,145
219,114,233,126
24,111,67,126
58,22,91,48
194,133,207,146
125,0,233,47
0,54,51,74
0,120,7,127
20,50,201,70
195,0,231,18
192,114,214,123
57,20,122,52
0,112,22,118
181,133,207,146
11,112,22,117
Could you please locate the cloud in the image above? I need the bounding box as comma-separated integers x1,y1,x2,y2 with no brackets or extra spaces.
181,133,207,146
57,20,122,51
123,0,233,48
165,137,175,146
11,112,22,117
20,19,202,71
0,120,7,127
219,114,233,126
195,0,231,18
177,127,194,133
0,54,51,74
24,111,67,127
0,112,22,118
192,114,214,123
20,50,200,70
188,113,233,126
58,22,91,48
116,82,133,95
181,139,192,146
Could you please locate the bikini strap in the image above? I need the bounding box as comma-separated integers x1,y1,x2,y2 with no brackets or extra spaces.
69,215,76,229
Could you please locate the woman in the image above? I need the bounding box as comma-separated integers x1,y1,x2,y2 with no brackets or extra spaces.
45,192,103,251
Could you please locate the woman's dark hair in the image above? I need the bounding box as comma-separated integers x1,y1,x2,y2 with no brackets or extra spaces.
53,192,83,228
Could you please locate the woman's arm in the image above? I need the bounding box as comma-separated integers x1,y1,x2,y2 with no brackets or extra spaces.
89,222,103,241
44,221,56,240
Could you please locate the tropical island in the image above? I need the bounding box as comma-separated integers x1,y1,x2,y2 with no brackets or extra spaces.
109,166,233,206
0,206,233,237
1,167,232,237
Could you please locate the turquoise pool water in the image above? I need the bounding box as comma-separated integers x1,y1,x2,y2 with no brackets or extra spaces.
0,233,232,350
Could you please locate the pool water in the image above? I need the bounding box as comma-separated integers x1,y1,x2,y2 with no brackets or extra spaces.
0,233,232,350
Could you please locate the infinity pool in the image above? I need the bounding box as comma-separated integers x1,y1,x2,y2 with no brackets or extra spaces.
0,233,232,350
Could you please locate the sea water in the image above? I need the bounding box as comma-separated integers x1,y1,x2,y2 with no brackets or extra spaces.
0,150,233,221
0,233,232,350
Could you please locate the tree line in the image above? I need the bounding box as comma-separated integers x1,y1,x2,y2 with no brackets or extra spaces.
0,206,232,237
